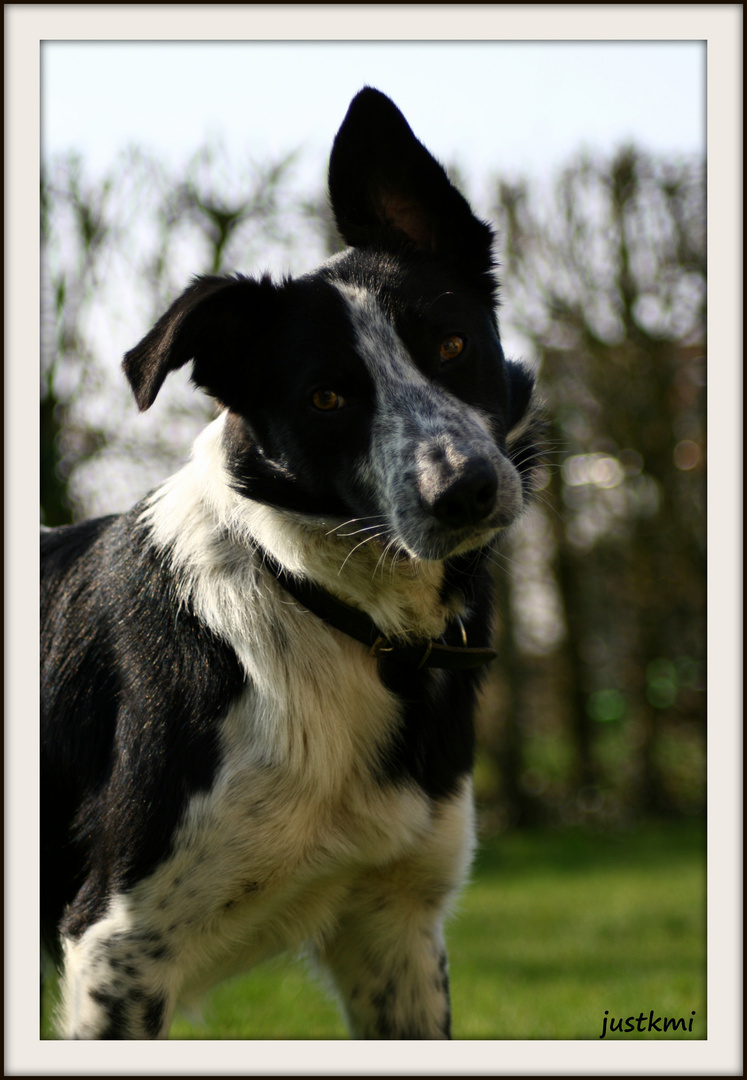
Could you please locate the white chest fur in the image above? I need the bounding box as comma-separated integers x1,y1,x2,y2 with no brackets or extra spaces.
115,662,441,1001
116,413,473,999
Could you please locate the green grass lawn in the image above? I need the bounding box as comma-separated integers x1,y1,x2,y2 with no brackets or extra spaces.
42,820,705,1041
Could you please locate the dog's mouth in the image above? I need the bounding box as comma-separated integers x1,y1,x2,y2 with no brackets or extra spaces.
388,451,524,563
398,518,508,563
319,513,495,570
329,504,514,566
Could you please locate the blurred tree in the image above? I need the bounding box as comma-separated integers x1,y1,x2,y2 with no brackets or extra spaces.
40,157,113,524
486,147,706,824
40,145,328,522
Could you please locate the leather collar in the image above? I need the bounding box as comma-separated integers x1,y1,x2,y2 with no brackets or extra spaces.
260,550,497,671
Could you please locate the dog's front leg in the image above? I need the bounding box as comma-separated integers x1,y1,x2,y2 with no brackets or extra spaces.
318,883,455,1040
57,916,177,1040
319,781,474,1039
321,902,453,1039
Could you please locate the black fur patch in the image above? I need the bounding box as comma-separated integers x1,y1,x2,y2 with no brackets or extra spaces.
41,511,246,942
376,552,493,797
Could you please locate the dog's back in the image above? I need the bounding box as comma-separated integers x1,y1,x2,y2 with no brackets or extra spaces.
41,88,543,1039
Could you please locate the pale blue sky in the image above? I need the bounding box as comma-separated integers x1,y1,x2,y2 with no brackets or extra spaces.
42,40,706,188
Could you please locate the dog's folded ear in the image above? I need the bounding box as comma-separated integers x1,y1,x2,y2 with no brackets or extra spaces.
123,274,277,410
329,87,494,275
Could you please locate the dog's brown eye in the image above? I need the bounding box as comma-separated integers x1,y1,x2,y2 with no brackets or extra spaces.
312,389,346,411
440,335,465,361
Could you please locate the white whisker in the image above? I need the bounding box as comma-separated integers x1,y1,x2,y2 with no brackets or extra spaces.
337,523,389,539
485,547,523,574
374,536,402,580
324,516,380,537
337,532,387,575
532,493,566,522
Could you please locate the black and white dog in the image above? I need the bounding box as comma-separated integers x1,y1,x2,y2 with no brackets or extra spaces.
41,88,542,1040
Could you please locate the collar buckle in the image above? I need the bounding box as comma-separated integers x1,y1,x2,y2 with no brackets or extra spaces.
369,634,395,658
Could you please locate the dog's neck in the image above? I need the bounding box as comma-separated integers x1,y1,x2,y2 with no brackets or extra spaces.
140,412,468,642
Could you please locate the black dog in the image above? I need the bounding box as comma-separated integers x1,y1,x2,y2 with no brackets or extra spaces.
41,88,543,1039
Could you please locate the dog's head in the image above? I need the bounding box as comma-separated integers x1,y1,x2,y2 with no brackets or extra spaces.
123,88,542,562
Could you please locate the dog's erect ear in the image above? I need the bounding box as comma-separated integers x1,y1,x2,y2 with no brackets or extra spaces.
122,275,279,411
328,87,494,272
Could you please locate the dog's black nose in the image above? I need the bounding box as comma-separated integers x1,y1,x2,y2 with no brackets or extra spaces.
429,462,498,528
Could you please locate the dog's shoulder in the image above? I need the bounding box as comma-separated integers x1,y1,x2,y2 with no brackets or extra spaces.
41,503,248,905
